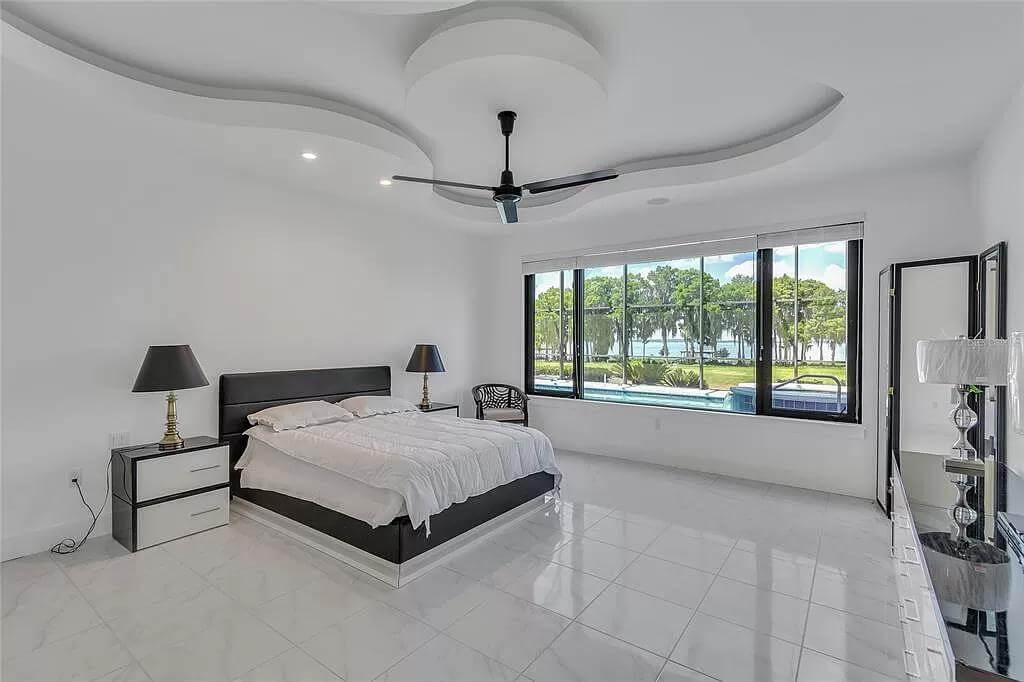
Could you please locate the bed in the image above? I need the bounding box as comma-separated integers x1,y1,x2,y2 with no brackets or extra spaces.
219,366,559,586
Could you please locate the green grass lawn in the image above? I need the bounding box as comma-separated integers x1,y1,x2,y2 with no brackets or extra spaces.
534,360,846,390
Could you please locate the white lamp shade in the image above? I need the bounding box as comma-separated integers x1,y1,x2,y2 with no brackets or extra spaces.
1010,332,1024,435
916,338,1008,385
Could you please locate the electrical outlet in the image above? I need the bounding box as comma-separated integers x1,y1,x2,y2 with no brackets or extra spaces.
68,468,82,488
110,431,130,449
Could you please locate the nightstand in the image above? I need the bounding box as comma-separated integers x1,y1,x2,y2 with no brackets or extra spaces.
111,436,230,551
418,402,460,417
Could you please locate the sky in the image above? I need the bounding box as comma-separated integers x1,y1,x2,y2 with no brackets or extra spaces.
719,241,847,290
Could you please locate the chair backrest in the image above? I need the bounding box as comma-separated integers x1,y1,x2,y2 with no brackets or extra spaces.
472,383,525,410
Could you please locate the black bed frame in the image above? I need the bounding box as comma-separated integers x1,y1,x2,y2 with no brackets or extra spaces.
219,366,555,564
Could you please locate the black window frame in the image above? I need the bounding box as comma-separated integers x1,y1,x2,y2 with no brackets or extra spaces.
524,271,582,398
524,236,863,424
756,239,862,423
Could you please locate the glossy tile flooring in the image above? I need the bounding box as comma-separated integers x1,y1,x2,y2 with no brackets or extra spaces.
1,451,904,682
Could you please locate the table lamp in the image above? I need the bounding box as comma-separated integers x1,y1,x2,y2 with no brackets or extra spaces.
132,345,209,449
405,344,445,408
917,336,1008,543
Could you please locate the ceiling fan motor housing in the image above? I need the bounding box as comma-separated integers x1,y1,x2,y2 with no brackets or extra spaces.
494,169,522,203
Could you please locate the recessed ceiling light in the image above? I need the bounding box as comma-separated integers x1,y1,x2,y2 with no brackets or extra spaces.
647,197,670,205
379,178,393,186
301,151,318,161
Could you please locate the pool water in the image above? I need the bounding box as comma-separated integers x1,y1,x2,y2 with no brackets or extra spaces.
534,380,846,415
582,386,739,411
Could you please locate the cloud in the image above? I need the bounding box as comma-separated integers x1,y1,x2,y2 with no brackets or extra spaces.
773,260,794,278
824,242,847,253
725,259,754,280
822,263,847,290
705,253,738,264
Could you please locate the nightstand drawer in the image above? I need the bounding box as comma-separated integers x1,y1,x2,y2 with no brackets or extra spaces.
136,445,228,502
136,488,229,549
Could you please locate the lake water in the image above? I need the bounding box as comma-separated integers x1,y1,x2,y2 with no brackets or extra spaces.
620,338,847,362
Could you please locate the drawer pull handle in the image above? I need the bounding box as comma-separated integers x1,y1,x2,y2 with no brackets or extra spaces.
904,649,921,678
190,464,221,473
903,597,921,622
190,507,222,517
902,545,921,565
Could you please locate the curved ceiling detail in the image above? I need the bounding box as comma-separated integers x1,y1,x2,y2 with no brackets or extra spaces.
0,11,432,175
419,90,843,224
405,7,606,93
337,2,472,15
400,5,843,223
2,6,845,226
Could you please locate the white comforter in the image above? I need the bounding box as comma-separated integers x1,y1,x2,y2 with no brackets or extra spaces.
238,412,561,532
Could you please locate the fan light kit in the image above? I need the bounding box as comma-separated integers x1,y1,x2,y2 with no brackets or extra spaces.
379,178,393,186
301,151,318,160
391,111,619,224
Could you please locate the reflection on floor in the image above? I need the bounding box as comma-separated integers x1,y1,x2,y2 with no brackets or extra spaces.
1,450,906,681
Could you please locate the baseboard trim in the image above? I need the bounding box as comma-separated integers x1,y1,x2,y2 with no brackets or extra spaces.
1,515,112,561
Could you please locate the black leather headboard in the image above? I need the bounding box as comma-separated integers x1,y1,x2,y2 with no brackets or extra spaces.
219,366,391,468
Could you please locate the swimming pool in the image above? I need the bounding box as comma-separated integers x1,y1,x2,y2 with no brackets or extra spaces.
581,386,737,411
534,381,846,414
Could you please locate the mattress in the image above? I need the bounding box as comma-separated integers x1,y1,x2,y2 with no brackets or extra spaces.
238,437,406,527
238,411,561,532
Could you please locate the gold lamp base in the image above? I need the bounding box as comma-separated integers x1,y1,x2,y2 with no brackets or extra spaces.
158,391,185,450
420,372,431,409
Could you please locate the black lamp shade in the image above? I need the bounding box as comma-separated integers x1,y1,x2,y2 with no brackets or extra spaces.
405,344,445,373
132,345,209,392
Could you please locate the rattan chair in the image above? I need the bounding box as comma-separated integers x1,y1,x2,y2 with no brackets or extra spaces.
472,383,529,426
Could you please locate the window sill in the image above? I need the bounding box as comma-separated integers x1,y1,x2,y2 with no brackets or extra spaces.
527,394,866,437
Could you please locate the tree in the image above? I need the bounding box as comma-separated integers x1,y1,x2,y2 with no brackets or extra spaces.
583,275,621,358
534,285,572,376
626,272,657,357
647,266,683,356
718,275,756,361
772,275,797,361
673,269,721,357
825,314,847,364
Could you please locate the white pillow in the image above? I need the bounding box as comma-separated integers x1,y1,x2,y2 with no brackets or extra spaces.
338,396,418,418
247,400,355,432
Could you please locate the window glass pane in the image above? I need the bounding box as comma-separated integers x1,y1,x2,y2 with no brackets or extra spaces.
581,254,754,412
703,253,757,413
532,270,574,394
582,266,623,395
770,241,849,415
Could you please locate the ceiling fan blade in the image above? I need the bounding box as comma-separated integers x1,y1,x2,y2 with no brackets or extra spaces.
391,175,495,191
496,199,519,224
522,169,619,194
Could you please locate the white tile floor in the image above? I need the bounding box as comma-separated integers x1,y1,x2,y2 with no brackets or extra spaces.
1,450,906,682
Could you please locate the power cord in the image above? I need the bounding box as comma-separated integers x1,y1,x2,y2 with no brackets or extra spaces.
50,455,113,555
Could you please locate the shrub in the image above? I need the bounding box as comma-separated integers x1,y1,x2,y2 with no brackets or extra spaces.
610,359,668,385
661,365,705,389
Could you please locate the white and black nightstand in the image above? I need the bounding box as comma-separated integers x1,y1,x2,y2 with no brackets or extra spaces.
418,402,460,417
112,436,230,551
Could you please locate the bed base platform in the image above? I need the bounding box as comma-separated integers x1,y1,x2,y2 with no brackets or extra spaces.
219,366,557,587
233,487,555,587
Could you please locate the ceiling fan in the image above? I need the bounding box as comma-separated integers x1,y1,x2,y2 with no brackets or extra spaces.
392,111,618,224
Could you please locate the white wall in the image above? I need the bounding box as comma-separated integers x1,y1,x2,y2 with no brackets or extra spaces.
971,81,1024,480
1,65,486,559
481,164,980,498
